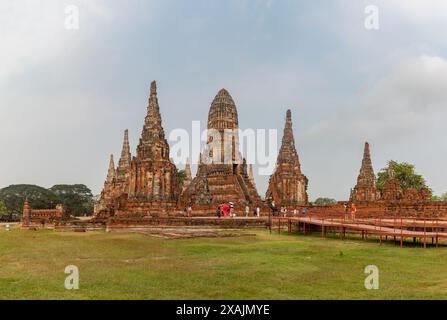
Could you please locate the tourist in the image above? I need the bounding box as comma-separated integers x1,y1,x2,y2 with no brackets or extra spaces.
222,203,230,218
269,201,278,216
245,205,250,217
216,205,222,219
256,206,260,217
187,206,192,217
300,207,307,215
293,209,298,217
350,203,357,221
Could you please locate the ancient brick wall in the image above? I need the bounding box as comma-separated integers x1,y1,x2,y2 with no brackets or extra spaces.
307,202,447,218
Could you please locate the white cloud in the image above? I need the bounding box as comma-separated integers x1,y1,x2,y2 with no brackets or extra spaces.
302,55,447,199
305,55,447,142
0,0,111,83
387,0,447,21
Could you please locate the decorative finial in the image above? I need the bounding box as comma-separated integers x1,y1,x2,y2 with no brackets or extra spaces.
150,81,157,95
363,142,371,157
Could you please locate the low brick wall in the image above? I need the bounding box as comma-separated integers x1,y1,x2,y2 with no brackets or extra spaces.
307,201,447,219
107,217,268,232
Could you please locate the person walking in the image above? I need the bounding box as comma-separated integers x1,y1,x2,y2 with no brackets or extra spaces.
350,203,357,221
222,203,230,218
245,205,250,217
216,205,222,219
269,201,278,217
187,206,193,217
256,206,260,218
229,202,234,217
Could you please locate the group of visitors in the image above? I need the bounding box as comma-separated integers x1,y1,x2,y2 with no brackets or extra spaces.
344,202,357,220
216,203,261,218
216,202,233,218
187,201,358,220
268,201,307,217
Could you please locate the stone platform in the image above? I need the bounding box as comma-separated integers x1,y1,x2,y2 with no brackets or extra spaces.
107,216,268,233
106,217,267,239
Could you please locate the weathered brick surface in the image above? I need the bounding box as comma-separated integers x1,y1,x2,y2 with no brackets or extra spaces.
96,81,180,218
266,110,308,207
179,89,261,208
307,202,447,219
351,142,380,202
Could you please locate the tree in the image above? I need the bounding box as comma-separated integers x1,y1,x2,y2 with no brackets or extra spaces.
0,184,95,217
0,201,8,216
313,198,337,206
433,192,447,202
0,184,59,214
376,160,431,195
49,184,94,216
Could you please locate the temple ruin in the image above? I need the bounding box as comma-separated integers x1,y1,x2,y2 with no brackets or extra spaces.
265,110,308,207
179,89,261,210
351,142,381,203
96,81,180,218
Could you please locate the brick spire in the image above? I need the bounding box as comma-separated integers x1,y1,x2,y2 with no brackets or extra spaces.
117,129,131,179
266,109,308,206
356,142,375,187
351,142,379,202
182,158,193,192
185,158,192,180
277,109,302,173
137,81,170,160
23,198,31,219
106,154,116,184
144,81,164,137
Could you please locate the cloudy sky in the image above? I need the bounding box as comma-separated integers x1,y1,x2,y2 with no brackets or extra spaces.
1,0,447,200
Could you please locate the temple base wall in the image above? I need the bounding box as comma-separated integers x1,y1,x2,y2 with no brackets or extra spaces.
308,201,447,218
107,216,268,232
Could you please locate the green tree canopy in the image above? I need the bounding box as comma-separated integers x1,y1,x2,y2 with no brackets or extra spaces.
313,198,337,206
377,160,431,195
0,200,8,216
432,192,447,202
0,184,59,214
49,184,94,216
0,184,94,216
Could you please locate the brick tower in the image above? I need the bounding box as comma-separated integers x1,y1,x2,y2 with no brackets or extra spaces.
351,142,380,202
180,89,261,208
97,81,181,217
266,109,308,207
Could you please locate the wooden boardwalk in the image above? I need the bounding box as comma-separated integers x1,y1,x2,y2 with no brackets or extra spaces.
272,216,447,248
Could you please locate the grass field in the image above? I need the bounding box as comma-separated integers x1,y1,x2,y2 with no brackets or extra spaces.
1,226,447,300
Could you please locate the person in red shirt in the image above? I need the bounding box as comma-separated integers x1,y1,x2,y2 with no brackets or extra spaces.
222,203,230,218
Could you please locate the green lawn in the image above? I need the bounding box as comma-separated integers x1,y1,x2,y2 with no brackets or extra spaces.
1,227,447,300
